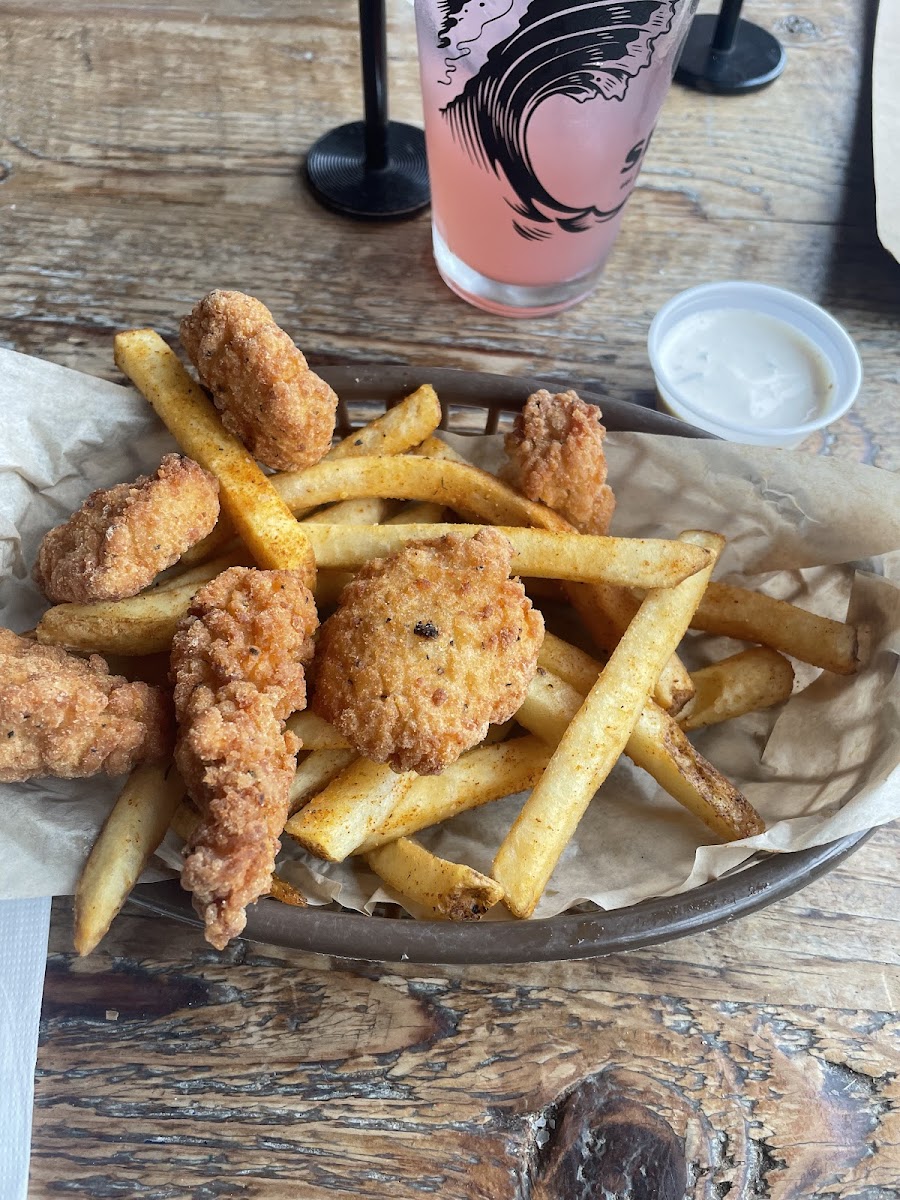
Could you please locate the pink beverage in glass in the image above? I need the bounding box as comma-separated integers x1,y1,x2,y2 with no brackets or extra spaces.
413,0,696,316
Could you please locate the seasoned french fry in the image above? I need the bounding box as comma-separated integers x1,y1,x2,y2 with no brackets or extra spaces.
303,497,394,525
301,523,712,589
286,711,351,751
113,329,316,585
518,665,764,842
274,454,565,529
385,500,445,525
566,582,695,713
629,702,762,841
494,531,724,918
692,582,860,675
289,749,358,813
678,647,795,730
329,384,442,460
410,434,464,462
285,758,414,860
357,737,550,853
365,838,505,920
268,873,308,907
74,762,185,955
37,580,202,656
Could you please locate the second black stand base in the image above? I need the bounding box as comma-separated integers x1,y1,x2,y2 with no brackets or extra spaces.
675,14,786,94
305,121,430,220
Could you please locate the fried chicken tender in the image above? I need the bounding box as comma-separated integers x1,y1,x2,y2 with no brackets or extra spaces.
34,454,220,604
171,567,318,948
180,290,338,472
312,529,544,776
0,628,172,782
502,389,616,534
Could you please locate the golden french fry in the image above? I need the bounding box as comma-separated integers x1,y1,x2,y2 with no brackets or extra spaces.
301,523,712,589
385,500,445,525
154,549,252,592
357,737,550,853
409,434,463,462
678,647,795,730
74,762,185,955
286,711,350,751
518,664,763,842
365,838,505,920
628,701,762,841
274,454,565,529
303,497,394,525
566,582,695,713
268,873,308,907
692,582,860,675
289,749,358,813
113,329,316,584
284,758,414,860
36,580,202,656
330,385,442,460
494,531,724,918
176,519,238,569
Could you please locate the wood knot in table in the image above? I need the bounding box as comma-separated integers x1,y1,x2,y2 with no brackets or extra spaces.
527,1075,686,1200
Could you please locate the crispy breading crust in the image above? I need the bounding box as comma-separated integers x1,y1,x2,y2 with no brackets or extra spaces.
171,567,318,949
312,529,544,776
0,628,172,781
180,290,338,472
502,389,616,534
34,454,220,604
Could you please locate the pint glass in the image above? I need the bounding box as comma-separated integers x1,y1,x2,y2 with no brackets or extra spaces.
413,0,696,316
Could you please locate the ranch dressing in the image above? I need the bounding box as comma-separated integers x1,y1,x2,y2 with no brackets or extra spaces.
659,308,835,426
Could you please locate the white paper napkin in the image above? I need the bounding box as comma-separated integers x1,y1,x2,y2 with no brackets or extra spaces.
0,897,51,1200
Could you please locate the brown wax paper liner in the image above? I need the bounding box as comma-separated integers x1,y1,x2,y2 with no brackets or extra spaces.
1,348,898,919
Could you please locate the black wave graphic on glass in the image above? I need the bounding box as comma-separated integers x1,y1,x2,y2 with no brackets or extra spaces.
440,0,680,236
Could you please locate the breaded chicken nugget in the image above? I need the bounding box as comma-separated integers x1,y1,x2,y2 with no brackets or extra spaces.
180,290,338,472
34,454,220,604
171,567,318,948
0,628,172,782
312,529,544,776
502,389,616,534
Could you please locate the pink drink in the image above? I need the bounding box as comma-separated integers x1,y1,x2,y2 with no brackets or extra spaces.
414,0,695,315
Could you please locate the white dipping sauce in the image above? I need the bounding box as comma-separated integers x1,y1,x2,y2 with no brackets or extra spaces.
659,308,835,426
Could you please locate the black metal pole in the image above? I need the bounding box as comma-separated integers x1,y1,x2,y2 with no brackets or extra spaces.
359,0,389,171
304,0,430,218
711,0,743,53
674,0,786,94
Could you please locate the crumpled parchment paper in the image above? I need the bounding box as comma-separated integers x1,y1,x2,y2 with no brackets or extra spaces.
1,347,898,919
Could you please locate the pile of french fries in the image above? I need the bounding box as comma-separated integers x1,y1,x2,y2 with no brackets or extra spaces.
48,329,860,953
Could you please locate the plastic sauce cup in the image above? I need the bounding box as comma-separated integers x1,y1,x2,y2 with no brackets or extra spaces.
647,282,863,447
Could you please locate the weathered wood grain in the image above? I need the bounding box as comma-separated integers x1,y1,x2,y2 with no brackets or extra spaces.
32,826,900,1198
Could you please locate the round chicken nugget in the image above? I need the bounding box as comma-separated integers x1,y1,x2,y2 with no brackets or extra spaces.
503,389,616,534
180,289,338,471
34,454,220,604
312,528,544,775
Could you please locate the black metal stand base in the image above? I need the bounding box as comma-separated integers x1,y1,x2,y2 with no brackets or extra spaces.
305,121,430,220
675,13,786,94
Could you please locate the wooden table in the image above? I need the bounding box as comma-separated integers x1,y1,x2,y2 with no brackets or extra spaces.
3,0,898,1195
